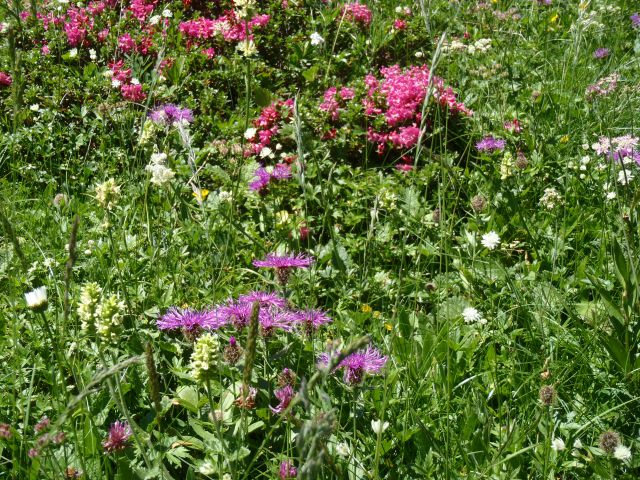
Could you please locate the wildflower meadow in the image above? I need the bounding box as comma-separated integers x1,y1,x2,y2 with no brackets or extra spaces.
2,0,640,478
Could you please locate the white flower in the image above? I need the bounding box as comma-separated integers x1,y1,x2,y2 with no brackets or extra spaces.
89,48,97,60
614,444,632,461
310,32,325,46
606,191,617,200
371,419,389,435
481,231,501,250
551,437,566,451
162,8,172,18
236,39,257,57
618,169,634,185
462,307,486,325
131,78,140,85
573,438,583,449
259,147,273,158
150,152,168,165
198,461,216,475
145,163,175,187
25,286,48,311
149,14,161,25
111,79,122,88
335,442,350,457
69,48,78,58
30,104,40,112
414,51,424,58
244,127,257,140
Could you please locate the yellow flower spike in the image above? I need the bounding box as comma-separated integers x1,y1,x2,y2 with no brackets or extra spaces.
361,304,372,313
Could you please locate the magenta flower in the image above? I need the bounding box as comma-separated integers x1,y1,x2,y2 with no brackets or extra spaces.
157,307,227,332
319,346,388,385
476,136,506,153
259,308,297,336
102,421,132,453
219,302,254,329
253,253,314,285
0,72,12,87
341,2,373,26
279,460,298,479
270,385,295,414
0,423,11,439
249,167,272,193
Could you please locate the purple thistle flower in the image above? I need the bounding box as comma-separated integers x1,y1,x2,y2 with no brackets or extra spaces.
237,291,288,309
593,48,610,59
271,163,292,180
219,301,254,329
249,167,272,193
149,104,194,125
270,385,295,414
253,252,314,285
259,308,296,336
102,421,132,453
318,346,388,385
631,13,640,28
279,460,297,479
476,136,506,153
157,307,227,332
294,308,332,333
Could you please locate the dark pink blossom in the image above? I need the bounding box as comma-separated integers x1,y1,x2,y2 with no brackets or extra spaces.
270,385,295,414
102,421,132,453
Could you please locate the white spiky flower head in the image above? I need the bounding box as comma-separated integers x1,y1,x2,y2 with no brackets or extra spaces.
25,286,48,312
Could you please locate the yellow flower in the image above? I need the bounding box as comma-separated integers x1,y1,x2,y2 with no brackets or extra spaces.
550,13,559,23
192,188,210,202
384,322,393,332
560,135,569,143
361,304,372,314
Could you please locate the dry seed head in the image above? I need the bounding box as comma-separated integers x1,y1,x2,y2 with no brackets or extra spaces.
599,430,621,454
539,385,556,406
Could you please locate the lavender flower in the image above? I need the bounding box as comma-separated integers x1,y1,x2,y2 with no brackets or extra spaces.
270,385,295,414
149,104,194,125
102,421,132,453
271,163,292,180
259,308,296,336
220,301,254,329
476,136,506,153
593,48,610,59
253,252,314,285
631,13,640,28
157,307,227,332
319,346,388,385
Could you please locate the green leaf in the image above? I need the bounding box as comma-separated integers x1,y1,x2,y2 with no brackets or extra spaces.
302,65,319,82
254,87,272,107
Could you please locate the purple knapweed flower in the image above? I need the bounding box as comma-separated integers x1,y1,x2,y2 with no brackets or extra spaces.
102,421,132,453
219,301,254,329
476,136,506,153
319,346,388,385
593,48,610,59
249,167,272,193
157,307,227,333
253,253,314,285
0,423,11,439
270,385,295,414
631,13,640,28
237,291,287,309
149,104,194,125
259,308,296,336
279,460,298,479
294,308,332,334
271,163,292,180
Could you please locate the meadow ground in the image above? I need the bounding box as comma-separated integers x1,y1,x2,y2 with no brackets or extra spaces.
1,0,640,478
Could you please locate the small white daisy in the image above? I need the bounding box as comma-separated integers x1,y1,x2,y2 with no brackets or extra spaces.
614,444,632,461
551,437,566,451
25,286,48,312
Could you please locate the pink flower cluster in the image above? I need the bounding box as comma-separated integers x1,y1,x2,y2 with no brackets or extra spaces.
319,87,355,121
179,11,270,48
363,65,472,158
586,73,619,98
129,0,158,22
63,6,95,47
245,99,294,156
341,2,373,26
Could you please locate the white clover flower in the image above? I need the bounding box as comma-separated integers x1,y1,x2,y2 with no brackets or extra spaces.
162,8,172,18
310,32,325,46
371,419,389,435
149,14,161,25
551,437,566,451
25,286,48,312
539,188,562,210
614,444,631,461
145,163,175,186
131,78,140,85
69,48,78,58
617,169,634,185
111,79,122,88
259,147,273,158
481,231,501,250
89,48,97,60
30,104,40,112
